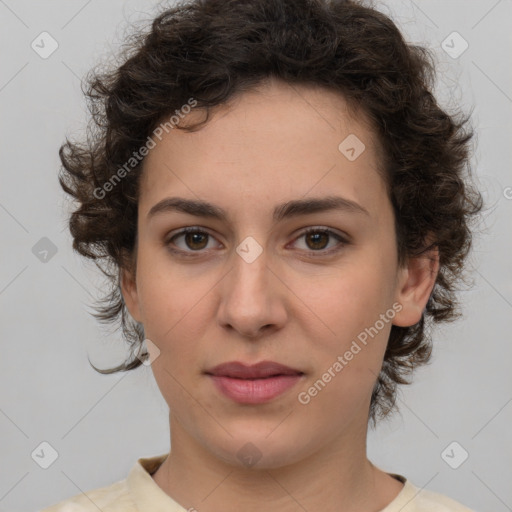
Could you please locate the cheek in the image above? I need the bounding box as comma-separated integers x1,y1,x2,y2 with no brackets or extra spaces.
136,244,209,334
301,253,397,377
138,266,209,406
313,260,394,333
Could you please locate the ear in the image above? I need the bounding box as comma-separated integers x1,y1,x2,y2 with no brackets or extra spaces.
392,245,440,327
120,265,142,324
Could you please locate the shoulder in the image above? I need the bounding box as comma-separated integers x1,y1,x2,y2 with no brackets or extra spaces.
37,478,135,512
37,453,169,512
412,485,476,511
392,478,477,512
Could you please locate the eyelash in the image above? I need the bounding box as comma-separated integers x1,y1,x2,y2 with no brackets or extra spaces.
164,226,349,258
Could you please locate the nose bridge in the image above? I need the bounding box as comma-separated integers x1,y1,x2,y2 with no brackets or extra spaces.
230,235,270,305
218,235,283,336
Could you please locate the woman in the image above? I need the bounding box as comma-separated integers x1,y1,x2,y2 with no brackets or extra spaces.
41,0,482,509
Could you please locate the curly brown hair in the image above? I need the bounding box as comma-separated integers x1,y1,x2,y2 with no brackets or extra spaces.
58,0,483,427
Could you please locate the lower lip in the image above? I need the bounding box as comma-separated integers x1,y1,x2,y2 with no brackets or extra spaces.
208,374,303,404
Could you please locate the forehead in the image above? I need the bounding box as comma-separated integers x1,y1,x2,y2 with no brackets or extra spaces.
139,79,388,223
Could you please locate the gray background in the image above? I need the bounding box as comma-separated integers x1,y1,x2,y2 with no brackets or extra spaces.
0,0,511,511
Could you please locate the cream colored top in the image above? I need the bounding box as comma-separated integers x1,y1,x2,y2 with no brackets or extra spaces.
39,453,476,511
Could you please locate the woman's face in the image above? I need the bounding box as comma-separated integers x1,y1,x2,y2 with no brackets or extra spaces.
122,78,427,469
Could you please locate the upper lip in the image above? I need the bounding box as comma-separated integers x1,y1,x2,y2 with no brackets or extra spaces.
205,361,304,379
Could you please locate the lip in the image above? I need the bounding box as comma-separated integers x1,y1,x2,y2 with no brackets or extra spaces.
206,361,303,378
205,361,304,404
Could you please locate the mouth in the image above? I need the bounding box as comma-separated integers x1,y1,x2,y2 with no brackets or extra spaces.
204,361,305,404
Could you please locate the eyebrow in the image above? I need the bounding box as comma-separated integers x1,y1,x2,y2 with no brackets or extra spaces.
147,195,370,223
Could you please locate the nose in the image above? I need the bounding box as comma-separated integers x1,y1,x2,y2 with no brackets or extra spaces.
216,244,287,339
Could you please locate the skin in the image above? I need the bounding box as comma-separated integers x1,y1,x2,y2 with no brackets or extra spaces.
121,77,439,512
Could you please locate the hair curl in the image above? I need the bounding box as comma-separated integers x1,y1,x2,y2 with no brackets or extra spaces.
58,0,483,427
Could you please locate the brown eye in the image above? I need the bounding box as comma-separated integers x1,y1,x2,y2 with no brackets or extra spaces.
165,226,348,258
166,227,219,254
304,230,330,250
292,227,348,256
182,231,209,250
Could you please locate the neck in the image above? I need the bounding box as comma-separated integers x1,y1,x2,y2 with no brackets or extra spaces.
151,414,404,512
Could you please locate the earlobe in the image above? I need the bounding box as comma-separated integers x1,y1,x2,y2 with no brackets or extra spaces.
120,267,142,323
392,246,440,327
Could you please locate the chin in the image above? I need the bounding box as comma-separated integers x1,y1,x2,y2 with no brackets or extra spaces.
202,428,314,470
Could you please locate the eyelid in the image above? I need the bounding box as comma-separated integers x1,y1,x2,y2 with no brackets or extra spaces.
164,225,349,256
288,226,349,257
164,226,221,256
